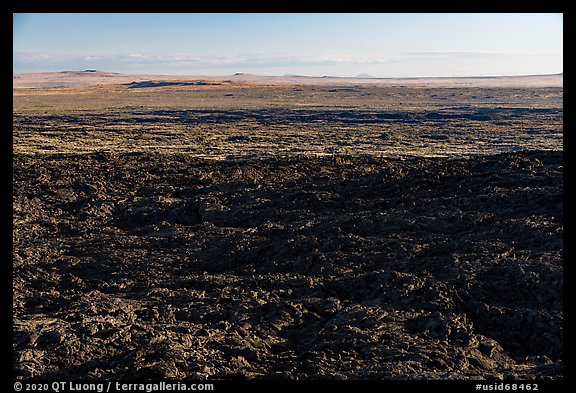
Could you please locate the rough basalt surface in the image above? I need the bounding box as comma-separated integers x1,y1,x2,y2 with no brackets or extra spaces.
13,150,562,380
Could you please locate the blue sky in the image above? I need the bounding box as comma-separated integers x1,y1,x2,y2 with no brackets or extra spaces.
13,13,563,77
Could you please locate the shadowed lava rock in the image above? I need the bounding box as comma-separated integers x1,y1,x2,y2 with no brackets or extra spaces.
13,150,563,380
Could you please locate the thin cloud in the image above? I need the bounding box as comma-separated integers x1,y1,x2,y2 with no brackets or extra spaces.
14,50,560,77
14,51,394,70
406,50,562,58
110,52,394,67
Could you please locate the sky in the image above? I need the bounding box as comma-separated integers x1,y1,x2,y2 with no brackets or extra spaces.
13,13,563,78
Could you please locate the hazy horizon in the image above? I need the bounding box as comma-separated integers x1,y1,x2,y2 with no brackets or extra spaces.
14,13,563,78
12,69,564,79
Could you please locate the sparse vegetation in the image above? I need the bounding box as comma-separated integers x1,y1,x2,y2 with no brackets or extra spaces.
13,83,562,158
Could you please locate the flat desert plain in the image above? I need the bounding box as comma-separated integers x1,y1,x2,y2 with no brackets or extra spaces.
13,72,563,379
